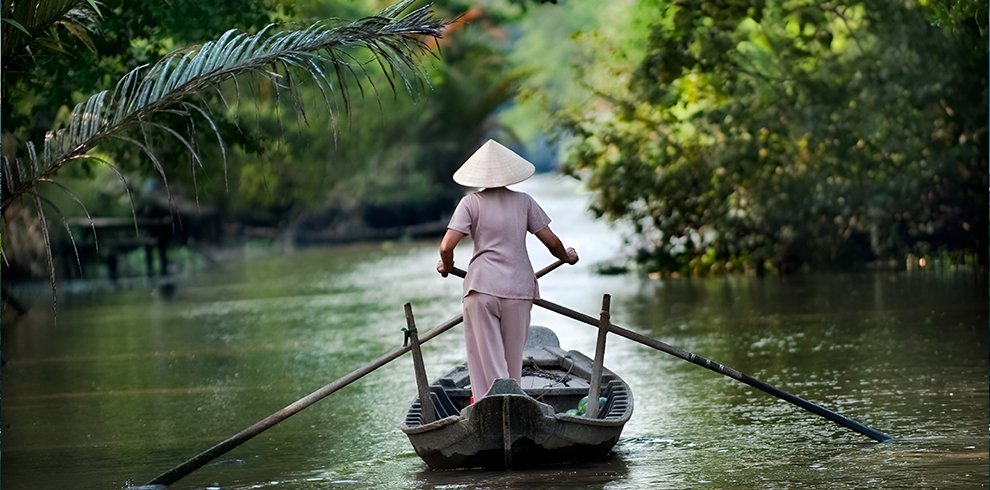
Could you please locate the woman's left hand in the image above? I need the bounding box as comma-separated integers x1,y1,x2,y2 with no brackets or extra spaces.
436,259,450,277
565,247,579,265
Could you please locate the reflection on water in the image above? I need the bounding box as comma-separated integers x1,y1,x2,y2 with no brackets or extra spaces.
412,456,630,490
2,174,987,489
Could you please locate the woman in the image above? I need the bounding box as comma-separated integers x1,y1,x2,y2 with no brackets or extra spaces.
436,139,579,402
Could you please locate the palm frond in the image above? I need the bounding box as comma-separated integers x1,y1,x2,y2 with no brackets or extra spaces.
2,0,447,209
1,0,102,65
36,178,97,279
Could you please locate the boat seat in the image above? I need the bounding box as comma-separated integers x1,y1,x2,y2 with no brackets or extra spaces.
428,385,459,419
600,380,631,420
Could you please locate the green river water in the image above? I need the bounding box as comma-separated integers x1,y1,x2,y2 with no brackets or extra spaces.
2,175,987,489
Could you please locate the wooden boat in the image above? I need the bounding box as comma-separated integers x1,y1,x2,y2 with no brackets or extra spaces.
400,326,633,470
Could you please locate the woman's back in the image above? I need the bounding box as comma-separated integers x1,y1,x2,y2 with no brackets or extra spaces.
449,187,550,300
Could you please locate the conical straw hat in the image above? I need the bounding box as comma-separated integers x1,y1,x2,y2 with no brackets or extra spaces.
453,139,536,188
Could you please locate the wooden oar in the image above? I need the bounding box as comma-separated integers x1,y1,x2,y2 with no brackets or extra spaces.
145,259,566,487
531,297,893,443
534,259,566,278
450,263,890,442
144,313,465,487
449,259,565,281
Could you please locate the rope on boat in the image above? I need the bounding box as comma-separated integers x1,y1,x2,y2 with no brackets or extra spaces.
523,355,575,401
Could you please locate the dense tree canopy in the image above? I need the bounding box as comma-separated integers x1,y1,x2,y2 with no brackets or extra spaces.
560,0,987,274
0,0,453,286
3,0,984,283
2,0,561,290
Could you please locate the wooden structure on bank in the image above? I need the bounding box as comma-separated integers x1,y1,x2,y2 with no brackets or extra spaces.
63,216,174,282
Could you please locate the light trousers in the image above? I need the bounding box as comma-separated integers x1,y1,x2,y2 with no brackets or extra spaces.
463,292,533,401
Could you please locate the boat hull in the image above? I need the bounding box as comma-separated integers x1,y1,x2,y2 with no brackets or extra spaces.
400,326,633,470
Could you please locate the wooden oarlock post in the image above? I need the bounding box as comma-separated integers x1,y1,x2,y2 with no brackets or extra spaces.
585,294,610,419
404,303,435,424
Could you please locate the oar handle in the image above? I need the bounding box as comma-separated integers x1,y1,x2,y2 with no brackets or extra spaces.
449,259,567,280
534,259,567,278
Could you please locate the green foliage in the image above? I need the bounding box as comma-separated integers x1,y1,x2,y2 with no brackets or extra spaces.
2,0,286,147
502,0,652,142
562,0,987,275
1,0,533,295
0,0,449,300
3,1,445,206
185,1,525,226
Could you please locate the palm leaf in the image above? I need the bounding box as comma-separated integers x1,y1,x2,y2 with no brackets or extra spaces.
1,0,446,316
1,0,102,65
2,0,447,209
